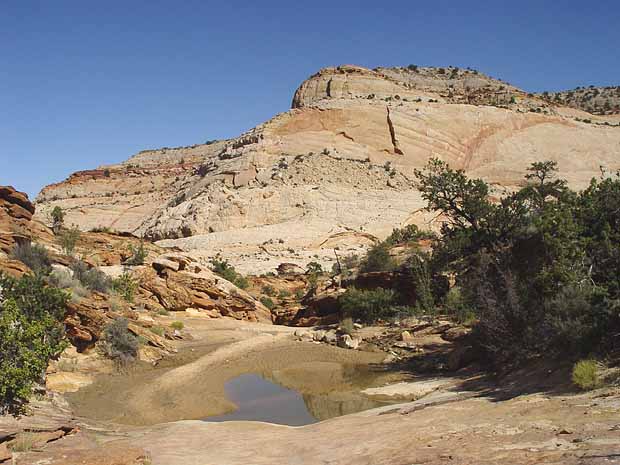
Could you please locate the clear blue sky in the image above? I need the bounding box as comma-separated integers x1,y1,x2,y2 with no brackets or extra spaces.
2,0,619,199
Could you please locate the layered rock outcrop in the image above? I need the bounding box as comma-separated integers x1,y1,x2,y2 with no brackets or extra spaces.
35,66,620,274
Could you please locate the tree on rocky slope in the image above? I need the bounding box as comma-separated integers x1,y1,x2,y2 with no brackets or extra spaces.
415,159,620,367
0,273,67,414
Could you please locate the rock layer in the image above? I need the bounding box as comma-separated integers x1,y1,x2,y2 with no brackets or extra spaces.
35,66,620,274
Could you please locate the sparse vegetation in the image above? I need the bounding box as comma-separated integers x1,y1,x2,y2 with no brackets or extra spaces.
210,258,249,289
170,321,184,331
572,360,601,390
260,296,275,310
112,273,137,302
101,317,139,364
10,242,52,275
124,241,147,266
261,285,277,296
58,226,81,255
70,261,111,293
50,206,64,233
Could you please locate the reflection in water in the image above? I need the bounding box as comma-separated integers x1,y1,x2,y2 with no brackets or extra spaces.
204,372,389,426
204,374,317,426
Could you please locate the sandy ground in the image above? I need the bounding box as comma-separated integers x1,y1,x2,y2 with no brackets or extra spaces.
66,316,404,425
5,315,620,465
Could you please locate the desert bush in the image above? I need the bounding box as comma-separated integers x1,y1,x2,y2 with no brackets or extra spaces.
278,289,291,299
0,273,67,414
261,285,276,296
112,273,137,302
48,269,89,299
260,296,275,310
294,288,305,300
339,316,355,335
70,261,111,293
124,241,147,266
10,242,52,275
572,360,601,390
150,326,165,336
58,226,80,255
210,258,249,289
170,321,184,331
50,206,64,232
156,308,170,316
306,261,323,274
385,224,434,245
101,318,139,364
339,287,398,323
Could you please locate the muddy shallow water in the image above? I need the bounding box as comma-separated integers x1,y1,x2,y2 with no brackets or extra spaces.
205,367,393,426
67,340,407,426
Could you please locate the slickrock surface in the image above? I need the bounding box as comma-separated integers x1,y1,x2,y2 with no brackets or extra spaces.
35,65,620,274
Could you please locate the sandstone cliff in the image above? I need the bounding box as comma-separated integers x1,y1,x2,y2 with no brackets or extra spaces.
35,65,620,274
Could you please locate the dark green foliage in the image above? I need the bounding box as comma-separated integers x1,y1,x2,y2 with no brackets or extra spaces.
415,158,620,366
10,242,52,275
0,273,67,413
124,241,147,266
385,224,434,246
112,273,137,302
260,296,275,310
401,252,434,312
305,261,323,274
210,258,249,289
338,287,399,323
70,261,111,293
101,317,139,364
360,242,396,273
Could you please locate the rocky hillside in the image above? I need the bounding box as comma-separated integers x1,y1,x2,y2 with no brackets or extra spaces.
539,85,620,115
35,65,620,274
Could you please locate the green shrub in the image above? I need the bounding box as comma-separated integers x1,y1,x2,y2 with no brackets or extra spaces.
156,308,170,316
210,258,249,289
339,287,398,323
170,321,184,331
260,296,275,310
339,316,355,335
50,206,64,233
101,317,139,364
261,285,276,296
124,242,147,266
70,261,111,293
306,261,323,274
414,158,620,366
294,288,305,300
360,242,396,273
0,273,68,414
112,273,137,302
385,224,434,245
150,326,165,336
58,226,80,255
10,242,52,275
444,287,476,325
572,360,601,390
278,289,291,299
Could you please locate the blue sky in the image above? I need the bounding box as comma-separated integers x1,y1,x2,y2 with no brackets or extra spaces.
2,0,619,198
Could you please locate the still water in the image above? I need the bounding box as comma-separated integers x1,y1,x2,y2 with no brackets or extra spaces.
204,373,389,426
